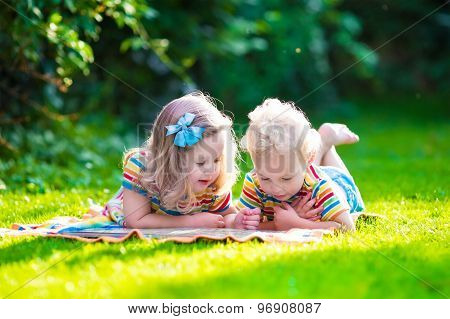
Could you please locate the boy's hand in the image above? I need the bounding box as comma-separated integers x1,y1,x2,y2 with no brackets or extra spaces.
273,202,304,231
233,208,261,230
291,192,323,221
274,202,340,231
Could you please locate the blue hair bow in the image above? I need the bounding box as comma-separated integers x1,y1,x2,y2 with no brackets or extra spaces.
165,112,206,147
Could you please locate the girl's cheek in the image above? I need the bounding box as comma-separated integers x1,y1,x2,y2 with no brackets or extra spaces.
189,167,200,179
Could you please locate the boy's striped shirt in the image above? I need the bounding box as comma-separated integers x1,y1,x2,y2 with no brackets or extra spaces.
236,164,349,222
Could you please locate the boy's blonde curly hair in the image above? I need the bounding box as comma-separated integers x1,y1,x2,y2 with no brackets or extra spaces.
242,98,320,164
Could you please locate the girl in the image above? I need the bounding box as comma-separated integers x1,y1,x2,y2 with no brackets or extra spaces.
237,98,365,231
90,92,260,229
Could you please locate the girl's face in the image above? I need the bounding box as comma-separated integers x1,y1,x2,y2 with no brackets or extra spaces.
253,150,306,201
186,132,225,193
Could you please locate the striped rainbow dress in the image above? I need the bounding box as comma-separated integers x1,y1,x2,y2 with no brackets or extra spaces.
102,150,232,227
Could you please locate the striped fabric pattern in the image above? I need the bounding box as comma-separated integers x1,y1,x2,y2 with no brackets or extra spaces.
104,150,232,226
236,164,350,222
122,150,148,196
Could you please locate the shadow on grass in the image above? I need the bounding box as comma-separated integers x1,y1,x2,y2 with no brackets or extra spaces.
0,236,229,267
0,237,84,265
63,238,238,267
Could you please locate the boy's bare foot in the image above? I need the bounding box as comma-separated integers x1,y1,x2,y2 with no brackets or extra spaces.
318,123,359,148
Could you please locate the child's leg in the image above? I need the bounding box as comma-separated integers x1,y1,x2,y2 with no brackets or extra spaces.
311,124,362,231
321,145,350,176
314,124,356,223
318,123,359,148
318,140,352,207
313,123,358,176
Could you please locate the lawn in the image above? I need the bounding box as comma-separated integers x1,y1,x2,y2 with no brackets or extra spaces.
0,97,448,298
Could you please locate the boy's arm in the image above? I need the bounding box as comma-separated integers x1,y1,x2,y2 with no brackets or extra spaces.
309,168,353,230
273,202,340,231
327,182,355,231
331,210,355,231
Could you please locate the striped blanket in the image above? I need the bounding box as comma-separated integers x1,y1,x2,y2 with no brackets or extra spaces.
0,215,331,244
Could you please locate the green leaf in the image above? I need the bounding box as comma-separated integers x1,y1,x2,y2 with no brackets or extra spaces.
49,12,63,24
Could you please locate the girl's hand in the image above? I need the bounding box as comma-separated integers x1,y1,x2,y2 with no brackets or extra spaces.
187,213,225,228
291,192,323,221
233,208,261,230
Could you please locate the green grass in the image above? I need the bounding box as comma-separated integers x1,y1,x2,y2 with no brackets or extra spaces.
1,97,449,298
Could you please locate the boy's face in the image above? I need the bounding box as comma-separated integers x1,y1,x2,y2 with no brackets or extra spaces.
253,150,306,201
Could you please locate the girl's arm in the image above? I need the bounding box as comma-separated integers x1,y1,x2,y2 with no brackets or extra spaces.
123,189,225,229
123,189,188,228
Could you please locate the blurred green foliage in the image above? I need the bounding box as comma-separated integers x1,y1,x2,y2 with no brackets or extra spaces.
0,0,449,191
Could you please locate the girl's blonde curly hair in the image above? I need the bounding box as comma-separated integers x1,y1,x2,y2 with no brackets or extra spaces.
125,92,239,212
